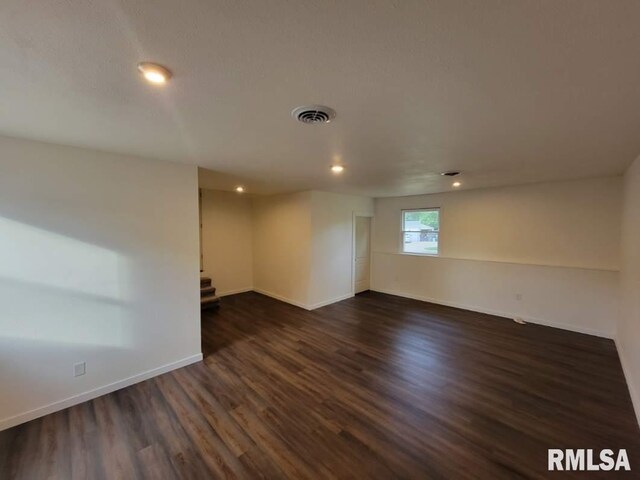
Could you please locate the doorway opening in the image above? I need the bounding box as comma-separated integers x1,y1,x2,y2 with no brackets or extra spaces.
353,215,372,294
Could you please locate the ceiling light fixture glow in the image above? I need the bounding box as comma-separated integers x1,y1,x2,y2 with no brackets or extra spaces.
137,62,172,85
452,181,461,187
331,165,344,174
235,186,245,193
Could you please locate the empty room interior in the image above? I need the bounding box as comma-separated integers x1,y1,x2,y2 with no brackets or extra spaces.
2,1,640,478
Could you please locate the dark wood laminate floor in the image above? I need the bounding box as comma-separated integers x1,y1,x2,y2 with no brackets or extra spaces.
1,291,639,479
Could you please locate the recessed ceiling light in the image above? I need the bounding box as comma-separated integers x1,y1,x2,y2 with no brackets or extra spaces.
235,186,245,193
137,62,172,85
331,165,344,174
452,181,461,187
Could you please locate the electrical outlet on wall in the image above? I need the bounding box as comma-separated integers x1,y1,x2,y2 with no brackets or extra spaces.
515,293,523,301
74,362,86,377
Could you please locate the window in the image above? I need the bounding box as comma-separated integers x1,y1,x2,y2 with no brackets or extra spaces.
401,209,440,255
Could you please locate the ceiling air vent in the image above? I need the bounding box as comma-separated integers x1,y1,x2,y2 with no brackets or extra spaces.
291,105,336,124
440,171,461,177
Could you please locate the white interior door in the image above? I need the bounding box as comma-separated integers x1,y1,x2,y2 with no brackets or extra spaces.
354,216,371,294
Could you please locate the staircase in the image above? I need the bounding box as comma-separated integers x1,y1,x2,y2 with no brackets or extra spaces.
200,277,220,310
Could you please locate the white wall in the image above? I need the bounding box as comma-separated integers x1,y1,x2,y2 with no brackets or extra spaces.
251,190,373,310
0,136,201,430
308,191,374,308
252,191,312,307
372,177,622,337
200,189,253,296
619,156,640,424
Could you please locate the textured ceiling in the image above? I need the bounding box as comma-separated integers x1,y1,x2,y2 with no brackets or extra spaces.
2,1,640,197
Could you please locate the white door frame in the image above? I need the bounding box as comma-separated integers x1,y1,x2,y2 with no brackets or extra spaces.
351,212,374,296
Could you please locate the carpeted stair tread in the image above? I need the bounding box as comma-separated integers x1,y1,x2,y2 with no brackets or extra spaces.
200,286,217,296
201,295,220,309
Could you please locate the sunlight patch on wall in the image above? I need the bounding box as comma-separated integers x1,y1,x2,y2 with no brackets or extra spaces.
0,216,130,347
0,216,121,299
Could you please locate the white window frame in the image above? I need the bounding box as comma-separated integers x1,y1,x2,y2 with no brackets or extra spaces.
400,208,440,256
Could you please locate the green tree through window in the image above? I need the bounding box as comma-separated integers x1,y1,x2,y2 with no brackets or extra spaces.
404,210,439,230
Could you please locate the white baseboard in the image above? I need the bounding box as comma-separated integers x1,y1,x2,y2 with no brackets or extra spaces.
253,288,311,310
0,353,203,432
308,293,354,310
370,288,613,339
217,287,253,297
615,337,640,428
253,288,354,311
